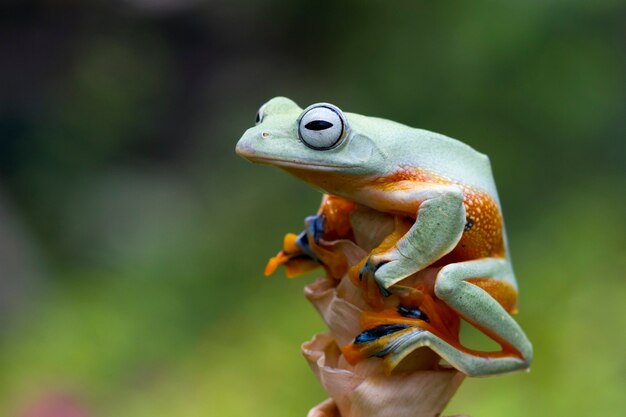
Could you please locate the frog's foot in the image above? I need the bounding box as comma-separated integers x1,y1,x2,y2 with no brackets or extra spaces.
295,230,320,262
349,251,402,308
265,232,319,277
290,213,329,259
353,323,418,355
350,216,415,304
358,251,404,297
266,213,353,279
304,214,325,245
304,214,354,279
342,323,426,372
342,304,432,370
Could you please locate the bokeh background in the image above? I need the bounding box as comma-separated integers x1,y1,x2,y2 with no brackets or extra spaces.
1,1,625,416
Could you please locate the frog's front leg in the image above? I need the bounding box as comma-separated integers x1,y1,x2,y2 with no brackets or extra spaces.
360,184,466,292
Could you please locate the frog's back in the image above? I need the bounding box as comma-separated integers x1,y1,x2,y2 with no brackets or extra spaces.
355,115,508,261
349,114,495,192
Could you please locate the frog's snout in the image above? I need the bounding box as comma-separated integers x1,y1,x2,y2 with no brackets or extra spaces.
235,134,254,160
236,127,268,160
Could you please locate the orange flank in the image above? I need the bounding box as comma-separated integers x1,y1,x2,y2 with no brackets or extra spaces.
454,190,504,260
372,166,505,260
467,278,518,314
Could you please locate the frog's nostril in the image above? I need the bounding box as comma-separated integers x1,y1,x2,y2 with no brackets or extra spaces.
261,132,271,138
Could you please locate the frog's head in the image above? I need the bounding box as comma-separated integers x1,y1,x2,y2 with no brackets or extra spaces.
236,97,387,191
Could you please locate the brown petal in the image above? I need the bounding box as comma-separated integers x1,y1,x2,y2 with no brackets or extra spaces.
307,398,340,417
349,370,465,417
304,278,366,347
302,333,465,417
302,333,363,416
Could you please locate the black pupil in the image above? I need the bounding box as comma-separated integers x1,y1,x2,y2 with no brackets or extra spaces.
305,120,333,131
255,112,261,123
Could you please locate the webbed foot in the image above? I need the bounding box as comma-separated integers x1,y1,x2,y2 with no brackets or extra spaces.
304,214,325,244
359,254,394,297
348,305,430,360
294,214,326,261
343,323,426,372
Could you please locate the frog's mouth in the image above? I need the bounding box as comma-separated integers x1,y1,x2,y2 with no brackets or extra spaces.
248,156,353,170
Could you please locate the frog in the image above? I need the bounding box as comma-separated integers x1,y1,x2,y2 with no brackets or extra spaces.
235,97,533,377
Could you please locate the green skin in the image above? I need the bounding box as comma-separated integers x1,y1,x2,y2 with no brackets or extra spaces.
236,97,532,377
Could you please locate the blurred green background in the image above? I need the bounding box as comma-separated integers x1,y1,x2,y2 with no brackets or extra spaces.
1,1,624,416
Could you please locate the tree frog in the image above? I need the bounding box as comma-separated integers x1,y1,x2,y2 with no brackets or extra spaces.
236,97,532,377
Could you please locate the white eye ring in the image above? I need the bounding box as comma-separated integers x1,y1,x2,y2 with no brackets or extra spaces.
297,104,348,150
255,103,267,125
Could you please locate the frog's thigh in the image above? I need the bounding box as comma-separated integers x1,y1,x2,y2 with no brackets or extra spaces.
434,258,533,368
374,185,465,289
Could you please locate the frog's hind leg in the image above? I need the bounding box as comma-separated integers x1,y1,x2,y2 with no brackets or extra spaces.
427,257,533,376
349,258,533,376
381,327,529,377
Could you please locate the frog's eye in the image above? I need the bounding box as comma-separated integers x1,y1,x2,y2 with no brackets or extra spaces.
255,103,267,125
298,104,348,150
